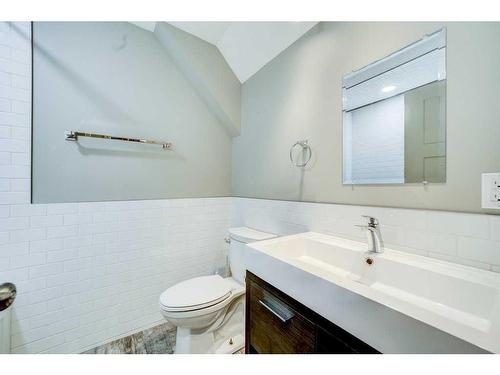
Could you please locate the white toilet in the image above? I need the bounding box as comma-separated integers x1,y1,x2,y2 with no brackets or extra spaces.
159,227,276,354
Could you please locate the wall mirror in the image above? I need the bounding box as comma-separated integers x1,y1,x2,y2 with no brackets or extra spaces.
342,29,446,185
31,22,233,203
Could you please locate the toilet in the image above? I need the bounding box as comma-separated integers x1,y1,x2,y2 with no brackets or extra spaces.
159,227,276,354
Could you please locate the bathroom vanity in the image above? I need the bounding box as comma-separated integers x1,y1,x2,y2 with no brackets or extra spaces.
245,272,378,353
245,232,496,354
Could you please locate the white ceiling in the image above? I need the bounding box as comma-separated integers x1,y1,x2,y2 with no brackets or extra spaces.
168,22,318,82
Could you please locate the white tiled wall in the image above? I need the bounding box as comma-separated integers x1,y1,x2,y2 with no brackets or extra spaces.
232,197,500,273
344,95,405,184
3,198,231,354
0,22,31,205
0,22,232,354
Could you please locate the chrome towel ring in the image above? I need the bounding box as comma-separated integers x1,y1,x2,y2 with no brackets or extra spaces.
289,140,312,167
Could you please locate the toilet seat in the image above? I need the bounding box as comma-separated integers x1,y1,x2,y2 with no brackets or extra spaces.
160,275,233,313
160,277,245,320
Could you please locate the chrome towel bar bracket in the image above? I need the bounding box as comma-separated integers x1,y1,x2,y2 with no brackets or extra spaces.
65,130,172,150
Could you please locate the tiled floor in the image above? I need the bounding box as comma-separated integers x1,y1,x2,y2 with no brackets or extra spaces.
82,322,245,354
82,323,177,354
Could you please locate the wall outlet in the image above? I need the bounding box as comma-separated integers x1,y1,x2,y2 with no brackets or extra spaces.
482,173,500,209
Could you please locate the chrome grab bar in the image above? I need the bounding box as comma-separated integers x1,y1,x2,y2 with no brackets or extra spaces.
65,130,172,150
0,283,16,312
258,299,294,323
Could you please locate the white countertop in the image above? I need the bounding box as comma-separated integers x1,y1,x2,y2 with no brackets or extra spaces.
245,232,498,353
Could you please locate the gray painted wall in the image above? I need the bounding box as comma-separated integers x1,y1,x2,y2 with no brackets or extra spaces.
233,22,500,213
154,22,241,136
33,22,232,203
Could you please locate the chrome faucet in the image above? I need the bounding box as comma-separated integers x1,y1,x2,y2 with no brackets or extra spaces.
356,216,384,254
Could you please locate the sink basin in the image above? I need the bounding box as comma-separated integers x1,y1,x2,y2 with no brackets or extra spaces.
246,232,500,353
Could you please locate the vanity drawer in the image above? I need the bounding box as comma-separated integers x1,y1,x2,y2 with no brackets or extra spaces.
247,282,315,353
245,271,380,354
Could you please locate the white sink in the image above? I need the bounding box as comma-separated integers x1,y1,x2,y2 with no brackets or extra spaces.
246,232,500,353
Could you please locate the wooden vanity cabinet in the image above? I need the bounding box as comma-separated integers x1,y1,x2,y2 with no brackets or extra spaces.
245,271,379,354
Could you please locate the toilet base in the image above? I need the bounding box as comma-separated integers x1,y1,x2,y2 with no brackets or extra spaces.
214,334,244,354
175,327,215,354
173,300,244,354
175,330,245,354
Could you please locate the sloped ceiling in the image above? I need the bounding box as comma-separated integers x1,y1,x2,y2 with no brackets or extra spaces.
130,22,157,32
131,22,318,82
169,22,318,82
168,22,232,45
154,22,241,137
129,21,318,137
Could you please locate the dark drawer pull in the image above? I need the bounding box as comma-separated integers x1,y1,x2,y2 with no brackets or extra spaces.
258,298,294,323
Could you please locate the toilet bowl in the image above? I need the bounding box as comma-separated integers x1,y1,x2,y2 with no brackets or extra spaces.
159,227,276,354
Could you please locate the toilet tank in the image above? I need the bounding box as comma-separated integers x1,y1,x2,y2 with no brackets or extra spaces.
227,227,276,284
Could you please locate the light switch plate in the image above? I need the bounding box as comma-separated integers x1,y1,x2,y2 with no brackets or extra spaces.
482,173,500,209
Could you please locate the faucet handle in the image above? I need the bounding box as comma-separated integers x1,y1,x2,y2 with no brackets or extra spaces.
361,215,379,227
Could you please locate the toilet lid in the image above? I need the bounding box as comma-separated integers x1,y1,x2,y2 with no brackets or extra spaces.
228,227,277,243
159,275,232,311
